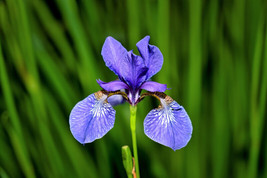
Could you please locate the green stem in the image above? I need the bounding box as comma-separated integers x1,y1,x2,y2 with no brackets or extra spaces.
130,105,140,178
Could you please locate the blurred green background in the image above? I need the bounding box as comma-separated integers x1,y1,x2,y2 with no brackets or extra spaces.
0,0,266,177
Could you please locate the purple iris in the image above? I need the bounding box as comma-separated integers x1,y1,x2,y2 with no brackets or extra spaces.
69,36,193,151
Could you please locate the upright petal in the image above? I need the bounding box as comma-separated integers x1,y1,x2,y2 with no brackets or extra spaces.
144,96,192,151
140,81,167,92
101,36,127,77
97,79,129,91
136,36,163,79
120,51,148,89
69,91,115,144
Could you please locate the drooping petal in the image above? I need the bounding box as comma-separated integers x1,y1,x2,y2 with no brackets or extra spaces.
120,51,148,89
144,96,192,151
69,91,116,144
97,79,129,91
136,36,163,79
101,36,127,77
140,81,167,92
107,94,125,106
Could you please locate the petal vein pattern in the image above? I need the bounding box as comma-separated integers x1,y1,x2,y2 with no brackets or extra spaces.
144,100,192,151
69,92,115,144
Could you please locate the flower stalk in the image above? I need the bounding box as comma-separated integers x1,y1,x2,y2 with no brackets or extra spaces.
130,105,140,178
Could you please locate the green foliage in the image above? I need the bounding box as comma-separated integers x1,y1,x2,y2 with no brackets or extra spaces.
122,145,133,178
0,0,266,177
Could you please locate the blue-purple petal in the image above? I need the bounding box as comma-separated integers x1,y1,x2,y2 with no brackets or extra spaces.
140,81,167,92
69,92,115,144
136,36,163,79
120,51,148,89
144,100,192,151
97,79,129,91
107,94,125,106
101,36,127,77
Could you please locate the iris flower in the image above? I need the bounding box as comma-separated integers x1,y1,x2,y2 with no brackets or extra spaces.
69,36,192,151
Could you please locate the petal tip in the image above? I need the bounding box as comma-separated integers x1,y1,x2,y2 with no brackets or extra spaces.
143,35,150,42
101,36,127,76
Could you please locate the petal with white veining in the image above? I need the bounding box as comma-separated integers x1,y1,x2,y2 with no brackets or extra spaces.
69,91,115,144
144,97,192,151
